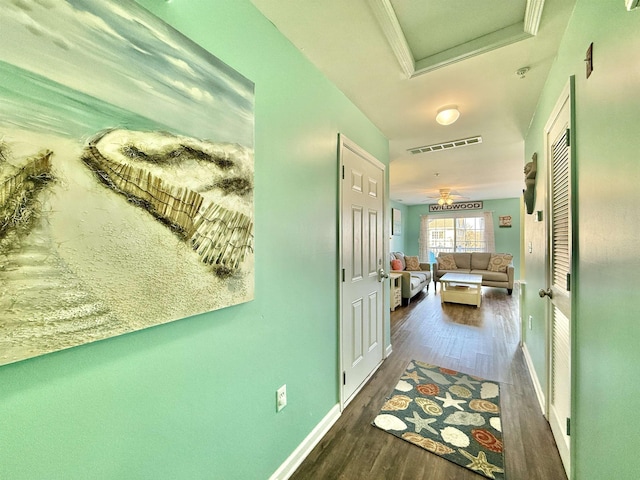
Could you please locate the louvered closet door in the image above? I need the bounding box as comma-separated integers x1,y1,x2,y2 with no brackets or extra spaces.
546,89,572,476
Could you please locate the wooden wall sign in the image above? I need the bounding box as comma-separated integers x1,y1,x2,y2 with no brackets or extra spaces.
429,201,483,212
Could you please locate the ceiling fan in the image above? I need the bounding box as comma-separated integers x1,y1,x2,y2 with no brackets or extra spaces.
424,188,469,205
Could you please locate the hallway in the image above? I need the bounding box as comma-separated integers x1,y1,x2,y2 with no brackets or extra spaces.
291,285,567,479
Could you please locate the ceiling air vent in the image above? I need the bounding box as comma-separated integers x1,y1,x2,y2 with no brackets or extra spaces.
408,135,483,155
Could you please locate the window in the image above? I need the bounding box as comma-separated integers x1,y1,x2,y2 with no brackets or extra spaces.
419,212,495,261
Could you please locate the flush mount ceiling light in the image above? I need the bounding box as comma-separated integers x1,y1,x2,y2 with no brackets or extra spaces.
435,105,460,126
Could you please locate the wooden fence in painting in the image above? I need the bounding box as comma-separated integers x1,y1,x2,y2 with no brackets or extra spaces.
190,202,254,270
83,141,253,271
83,143,204,236
0,150,53,232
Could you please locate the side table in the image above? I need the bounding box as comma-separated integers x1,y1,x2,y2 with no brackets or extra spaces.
390,272,402,311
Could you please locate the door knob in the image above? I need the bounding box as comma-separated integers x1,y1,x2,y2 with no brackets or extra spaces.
378,268,389,282
538,288,553,299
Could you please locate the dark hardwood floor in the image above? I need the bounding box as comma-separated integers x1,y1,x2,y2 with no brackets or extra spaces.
290,284,567,480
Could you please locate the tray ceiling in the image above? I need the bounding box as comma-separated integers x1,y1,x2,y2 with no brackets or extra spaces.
370,0,544,77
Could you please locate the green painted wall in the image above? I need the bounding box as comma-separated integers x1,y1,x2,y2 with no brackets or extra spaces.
522,2,640,479
0,1,389,479
404,198,522,279
389,200,409,253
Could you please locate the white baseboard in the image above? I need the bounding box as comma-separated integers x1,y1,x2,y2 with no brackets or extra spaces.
269,403,341,480
385,344,393,358
521,342,546,414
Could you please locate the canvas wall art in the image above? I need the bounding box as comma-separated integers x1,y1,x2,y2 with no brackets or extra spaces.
392,208,401,235
0,0,255,366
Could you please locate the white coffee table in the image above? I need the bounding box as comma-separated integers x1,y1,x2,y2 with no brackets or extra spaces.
440,273,483,307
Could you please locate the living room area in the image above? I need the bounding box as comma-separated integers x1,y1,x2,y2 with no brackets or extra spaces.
389,198,520,304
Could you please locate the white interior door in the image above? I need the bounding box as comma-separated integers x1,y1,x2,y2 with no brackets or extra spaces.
340,135,385,407
543,81,573,477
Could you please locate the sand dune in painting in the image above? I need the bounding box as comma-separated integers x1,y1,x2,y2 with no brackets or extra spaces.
0,130,254,366
83,129,254,274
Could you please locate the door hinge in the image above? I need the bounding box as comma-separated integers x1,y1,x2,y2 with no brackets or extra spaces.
343,371,346,385
566,272,571,292
566,128,571,147
342,269,345,282
566,417,571,436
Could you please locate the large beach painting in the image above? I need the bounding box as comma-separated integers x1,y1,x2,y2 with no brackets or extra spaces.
0,0,255,366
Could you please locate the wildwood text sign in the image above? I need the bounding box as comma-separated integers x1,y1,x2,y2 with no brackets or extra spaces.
429,201,483,212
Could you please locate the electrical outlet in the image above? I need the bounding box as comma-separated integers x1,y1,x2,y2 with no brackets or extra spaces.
528,315,533,330
276,384,287,412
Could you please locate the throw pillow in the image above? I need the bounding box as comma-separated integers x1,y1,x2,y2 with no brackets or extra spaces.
487,253,513,273
437,254,457,270
404,256,421,271
391,259,403,271
393,252,406,270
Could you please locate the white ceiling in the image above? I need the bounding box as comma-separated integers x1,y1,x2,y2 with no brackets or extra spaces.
251,0,577,205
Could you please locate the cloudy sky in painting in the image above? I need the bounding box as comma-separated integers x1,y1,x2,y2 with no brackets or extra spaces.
0,0,254,146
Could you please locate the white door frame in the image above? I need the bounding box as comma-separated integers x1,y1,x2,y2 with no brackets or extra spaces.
338,133,388,410
543,77,575,478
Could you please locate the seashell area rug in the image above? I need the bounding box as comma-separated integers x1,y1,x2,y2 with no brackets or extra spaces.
372,360,505,479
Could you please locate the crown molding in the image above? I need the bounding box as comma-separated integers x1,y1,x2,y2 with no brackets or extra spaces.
368,0,414,78
524,0,546,35
369,0,544,78
414,23,531,76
